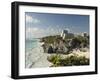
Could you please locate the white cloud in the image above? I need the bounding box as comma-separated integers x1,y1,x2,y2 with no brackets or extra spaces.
27,27,38,33
26,15,33,23
26,15,40,23
26,27,47,39
26,26,62,39
26,27,39,39
33,18,40,23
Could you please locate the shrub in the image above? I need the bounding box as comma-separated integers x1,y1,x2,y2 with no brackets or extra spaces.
47,55,62,67
48,54,89,67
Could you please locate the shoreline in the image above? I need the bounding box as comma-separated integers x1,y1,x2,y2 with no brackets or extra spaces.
26,40,90,68
25,40,52,68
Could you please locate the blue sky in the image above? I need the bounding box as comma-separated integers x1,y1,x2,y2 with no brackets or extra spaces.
25,12,89,39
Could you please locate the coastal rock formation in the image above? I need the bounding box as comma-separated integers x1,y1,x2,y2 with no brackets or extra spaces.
41,30,89,55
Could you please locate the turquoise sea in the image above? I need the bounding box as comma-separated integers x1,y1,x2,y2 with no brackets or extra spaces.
25,38,45,68
25,38,40,52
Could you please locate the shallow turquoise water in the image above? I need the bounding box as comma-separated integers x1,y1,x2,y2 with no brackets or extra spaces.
25,39,40,52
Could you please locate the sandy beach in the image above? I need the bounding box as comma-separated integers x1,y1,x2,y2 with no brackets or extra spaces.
25,41,52,68
26,39,89,68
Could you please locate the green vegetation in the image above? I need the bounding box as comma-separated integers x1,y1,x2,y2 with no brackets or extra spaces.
41,35,89,48
76,35,89,47
41,35,61,44
42,33,89,67
47,54,89,67
47,54,62,67
69,35,89,49
41,34,89,54
64,34,74,39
